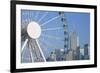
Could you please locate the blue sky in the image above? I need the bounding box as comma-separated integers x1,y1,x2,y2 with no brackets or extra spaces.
65,12,90,47
21,10,90,59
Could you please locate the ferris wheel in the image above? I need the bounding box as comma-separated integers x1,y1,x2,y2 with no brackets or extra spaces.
21,10,69,63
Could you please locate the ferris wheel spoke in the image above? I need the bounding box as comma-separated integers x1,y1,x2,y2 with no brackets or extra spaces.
42,27,63,31
40,15,60,27
24,12,29,22
28,12,33,22
22,19,27,25
28,40,34,62
39,40,51,57
38,12,48,23
22,57,31,61
41,34,63,41
39,35,64,49
39,39,47,50
21,39,28,53
39,38,56,50
35,39,46,62
38,40,49,57
34,11,40,21
28,12,33,24
29,11,34,21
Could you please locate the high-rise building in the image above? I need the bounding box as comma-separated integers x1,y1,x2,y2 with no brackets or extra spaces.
80,48,84,60
65,50,73,60
76,46,80,60
70,31,78,60
70,31,78,51
84,44,90,59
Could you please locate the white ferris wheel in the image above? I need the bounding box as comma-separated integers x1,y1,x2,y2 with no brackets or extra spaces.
21,10,69,63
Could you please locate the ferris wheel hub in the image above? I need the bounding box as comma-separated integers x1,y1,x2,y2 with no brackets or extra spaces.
27,21,41,39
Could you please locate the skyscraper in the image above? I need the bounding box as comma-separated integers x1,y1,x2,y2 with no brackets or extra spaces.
70,31,78,60
76,46,80,60
84,44,89,59
70,31,77,51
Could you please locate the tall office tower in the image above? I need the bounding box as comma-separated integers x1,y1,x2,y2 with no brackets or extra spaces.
59,12,69,53
84,44,90,59
70,31,78,60
70,31,77,51
76,46,80,60
76,36,80,60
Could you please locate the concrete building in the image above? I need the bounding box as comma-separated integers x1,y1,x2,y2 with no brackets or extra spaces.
70,31,78,51
65,50,73,60
70,31,78,60
76,46,80,60
80,48,84,60
84,44,90,59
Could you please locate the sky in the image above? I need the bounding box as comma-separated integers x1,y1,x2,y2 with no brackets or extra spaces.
21,9,90,59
